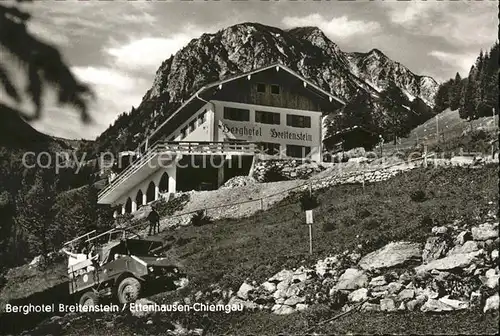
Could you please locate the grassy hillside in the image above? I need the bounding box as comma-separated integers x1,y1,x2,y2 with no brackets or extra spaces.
382,109,498,154
1,165,498,334
154,165,498,290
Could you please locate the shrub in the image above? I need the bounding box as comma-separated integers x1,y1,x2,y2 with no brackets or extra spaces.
299,191,320,211
419,214,435,229
190,210,212,227
262,164,288,182
410,189,427,202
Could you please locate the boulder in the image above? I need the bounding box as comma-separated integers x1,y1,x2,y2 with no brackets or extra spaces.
269,270,294,282
406,295,427,311
397,289,415,301
485,268,496,278
438,296,468,310
292,272,308,283
29,255,43,266
348,288,368,302
371,290,389,298
380,298,396,312
483,294,499,313
454,231,472,245
295,303,308,311
481,275,499,289
284,295,305,306
431,226,448,235
315,256,338,277
261,281,277,293
335,268,369,290
358,242,421,270
286,282,305,298
422,237,449,262
237,283,254,300
471,223,498,241
420,299,454,313
415,250,484,273
273,279,292,299
272,304,295,315
387,282,403,295
446,241,479,256
491,249,499,261
228,296,257,310
419,287,439,300
369,276,387,287
398,271,413,285
361,302,381,312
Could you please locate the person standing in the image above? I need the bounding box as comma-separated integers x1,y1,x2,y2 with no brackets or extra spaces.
147,207,160,236
62,244,88,276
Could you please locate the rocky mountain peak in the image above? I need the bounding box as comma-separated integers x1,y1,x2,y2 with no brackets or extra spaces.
96,23,440,153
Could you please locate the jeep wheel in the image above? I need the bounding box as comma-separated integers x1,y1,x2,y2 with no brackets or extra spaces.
79,291,99,306
117,277,141,304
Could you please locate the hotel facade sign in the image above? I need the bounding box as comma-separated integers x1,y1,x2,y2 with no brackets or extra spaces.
221,124,314,143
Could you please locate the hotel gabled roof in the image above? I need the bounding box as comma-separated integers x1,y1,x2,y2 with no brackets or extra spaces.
143,63,345,149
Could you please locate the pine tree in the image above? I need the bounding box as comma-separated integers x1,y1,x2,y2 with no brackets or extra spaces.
482,43,499,116
433,80,453,113
15,169,57,256
449,73,462,111
461,73,479,120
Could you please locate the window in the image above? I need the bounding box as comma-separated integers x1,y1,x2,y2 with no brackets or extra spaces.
286,145,311,159
189,120,196,133
257,142,280,156
223,107,250,122
257,83,266,93
180,127,187,140
255,110,280,125
286,114,311,128
198,110,207,125
271,84,280,95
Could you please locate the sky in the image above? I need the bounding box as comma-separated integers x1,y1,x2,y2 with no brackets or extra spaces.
2,0,498,140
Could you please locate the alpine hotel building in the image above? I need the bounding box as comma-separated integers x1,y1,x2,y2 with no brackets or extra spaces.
98,64,344,214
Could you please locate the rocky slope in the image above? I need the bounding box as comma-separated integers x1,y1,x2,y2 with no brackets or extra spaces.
347,49,438,105
95,22,439,154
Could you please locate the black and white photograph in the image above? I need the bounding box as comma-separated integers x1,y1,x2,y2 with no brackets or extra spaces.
0,0,498,334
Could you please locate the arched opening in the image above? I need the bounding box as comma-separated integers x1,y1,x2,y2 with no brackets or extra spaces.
136,190,144,209
159,172,169,193
124,197,132,213
146,181,156,203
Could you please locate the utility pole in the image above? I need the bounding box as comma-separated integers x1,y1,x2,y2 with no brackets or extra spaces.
379,135,384,158
493,107,497,129
436,113,439,143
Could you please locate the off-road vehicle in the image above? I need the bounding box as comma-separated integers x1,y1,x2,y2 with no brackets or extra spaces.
65,229,182,306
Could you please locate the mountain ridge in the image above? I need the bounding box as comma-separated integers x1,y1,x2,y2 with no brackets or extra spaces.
95,22,439,154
